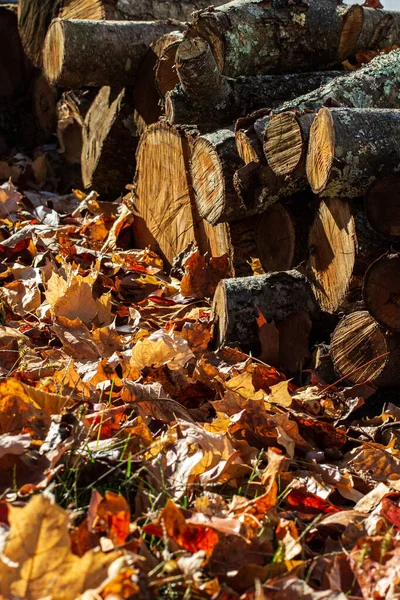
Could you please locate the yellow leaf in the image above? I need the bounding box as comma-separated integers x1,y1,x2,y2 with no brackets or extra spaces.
0,494,119,600
268,380,293,407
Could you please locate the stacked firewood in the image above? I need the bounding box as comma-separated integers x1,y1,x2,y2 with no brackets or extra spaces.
7,0,400,386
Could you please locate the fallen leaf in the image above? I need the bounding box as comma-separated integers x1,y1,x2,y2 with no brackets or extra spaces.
0,179,22,218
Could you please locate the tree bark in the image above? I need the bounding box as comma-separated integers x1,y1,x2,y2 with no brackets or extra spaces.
365,173,400,242
190,0,356,79
330,310,400,387
252,49,400,144
43,18,182,88
363,253,400,333
307,107,400,198
133,31,183,136
106,0,226,21
344,5,400,55
18,0,106,67
166,36,341,130
305,197,388,314
211,270,318,354
81,86,138,196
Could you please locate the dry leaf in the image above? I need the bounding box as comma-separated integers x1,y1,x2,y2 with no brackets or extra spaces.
181,248,230,299
0,179,22,218
131,329,194,371
257,309,280,366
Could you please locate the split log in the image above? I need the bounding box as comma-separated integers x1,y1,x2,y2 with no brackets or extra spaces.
211,270,318,357
18,0,106,67
344,4,400,55
191,128,244,225
81,86,138,196
305,197,388,314
365,173,400,242
133,31,183,135
252,49,400,144
43,18,182,88
155,36,182,98
56,89,97,164
330,311,400,387
166,36,342,130
363,253,400,333
108,0,226,21
307,107,400,198
191,0,356,78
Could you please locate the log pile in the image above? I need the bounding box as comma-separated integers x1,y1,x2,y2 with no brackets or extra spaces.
5,0,400,386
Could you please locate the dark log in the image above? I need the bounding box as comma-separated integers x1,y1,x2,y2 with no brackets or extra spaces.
331,311,400,387
33,74,58,143
107,0,226,21
307,107,400,198
190,0,355,78
166,36,342,130
18,0,106,67
43,18,183,88
363,253,400,332
81,86,138,196
365,173,400,242
211,270,318,355
56,89,97,164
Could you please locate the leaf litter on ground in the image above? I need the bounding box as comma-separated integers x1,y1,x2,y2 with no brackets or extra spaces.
0,176,399,600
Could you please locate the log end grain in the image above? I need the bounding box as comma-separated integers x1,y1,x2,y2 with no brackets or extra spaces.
338,4,364,61
43,18,64,86
155,38,181,98
306,107,335,195
363,253,400,332
306,197,357,314
264,112,303,177
365,173,400,241
256,203,296,273
331,311,389,385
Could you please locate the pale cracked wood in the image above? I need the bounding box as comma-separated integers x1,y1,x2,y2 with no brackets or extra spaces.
305,197,357,314
307,107,400,198
363,253,400,332
43,18,181,88
331,311,400,387
132,122,196,266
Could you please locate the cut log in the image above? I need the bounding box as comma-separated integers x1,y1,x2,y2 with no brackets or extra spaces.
344,4,400,55
363,253,400,332
43,18,182,88
132,122,197,266
18,0,106,67
365,173,400,242
305,197,388,314
81,86,138,196
330,311,400,387
107,0,226,21
264,112,315,179
191,128,244,225
166,36,342,130
307,107,400,198
133,31,183,135
252,49,400,144
211,270,318,356
155,36,182,98
191,0,356,78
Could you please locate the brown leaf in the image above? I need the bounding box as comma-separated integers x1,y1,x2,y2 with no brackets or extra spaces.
363,0,383,7
0,179,21,218
256,309,280,366
181,248,230,299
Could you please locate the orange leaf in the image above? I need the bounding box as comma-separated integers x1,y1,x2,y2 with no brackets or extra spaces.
143,499,219,555
286,489,340,515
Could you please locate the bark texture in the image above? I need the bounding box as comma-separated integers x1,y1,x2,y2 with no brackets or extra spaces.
331,311,400,387
107,0,226,21
167,37,341,130
43,18,182,88
363,253,400,333
81,86,138,196
211,270,318,353
190,0,354,78
307,107,400,198
347,5,400,54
